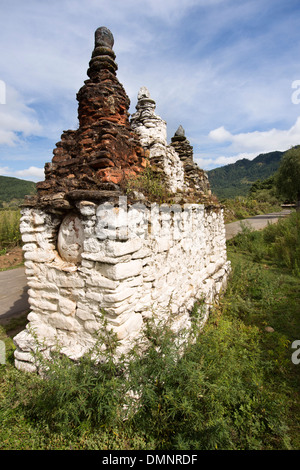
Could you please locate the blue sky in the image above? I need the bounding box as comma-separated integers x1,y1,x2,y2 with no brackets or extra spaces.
1,0,300,182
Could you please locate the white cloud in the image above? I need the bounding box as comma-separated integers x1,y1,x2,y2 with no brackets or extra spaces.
0,0,299,176
208,126,232,143
194,152,258,171
0,86,42,145
209,117,300,154
0,165,44,182
215,152,258,166
14,166,45,181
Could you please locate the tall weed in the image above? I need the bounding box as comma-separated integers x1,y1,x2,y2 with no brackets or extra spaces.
0,210,21,250
3,307,291,450
228,212,300,276
263,212,300,275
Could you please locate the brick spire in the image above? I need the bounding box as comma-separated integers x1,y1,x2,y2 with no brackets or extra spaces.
36,27,147,206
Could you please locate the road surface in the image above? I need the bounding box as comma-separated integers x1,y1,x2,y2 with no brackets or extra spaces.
0,210,292,322
0,267,29,323
225,209,291,240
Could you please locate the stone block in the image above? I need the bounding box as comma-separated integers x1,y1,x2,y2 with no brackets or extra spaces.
59,297,77,316
103,287,135,303
24,249,56,263
48,313,82,332
106,238,142,257
112,313,143,340
84,320,101,334
77,201,97,216
47,269,85,288
97,259,142,280
76,308,96,321
82,269,119,289
29,296,58,312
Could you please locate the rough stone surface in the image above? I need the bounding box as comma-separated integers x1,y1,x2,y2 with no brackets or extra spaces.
14,27,230,373
171,126,212,200
131,87,186,194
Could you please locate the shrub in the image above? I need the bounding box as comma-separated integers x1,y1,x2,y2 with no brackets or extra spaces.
263,212,300,275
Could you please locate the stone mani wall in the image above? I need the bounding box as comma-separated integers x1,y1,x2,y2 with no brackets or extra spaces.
14,200,230,373
13,27,231,373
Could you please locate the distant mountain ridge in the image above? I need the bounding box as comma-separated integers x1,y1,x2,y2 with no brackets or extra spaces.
0,175,36,207
0,149,287,206
207,150,285,199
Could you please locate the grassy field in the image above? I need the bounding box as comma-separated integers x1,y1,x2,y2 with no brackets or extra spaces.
0,212,299,450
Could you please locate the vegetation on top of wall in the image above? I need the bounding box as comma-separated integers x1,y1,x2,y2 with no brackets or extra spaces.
125,165,173,203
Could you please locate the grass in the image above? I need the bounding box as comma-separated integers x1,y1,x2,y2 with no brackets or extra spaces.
0,209,22,251
0,213,299,450
222,196,283,223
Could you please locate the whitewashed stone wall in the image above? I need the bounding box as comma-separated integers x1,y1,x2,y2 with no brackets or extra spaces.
14,200,230,373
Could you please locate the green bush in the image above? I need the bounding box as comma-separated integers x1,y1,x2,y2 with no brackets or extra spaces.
263,212,300,275
227,212,300,276
1,302,293,450
0,214,299,450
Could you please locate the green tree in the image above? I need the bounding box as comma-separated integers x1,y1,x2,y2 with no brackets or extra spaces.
275,147,300,210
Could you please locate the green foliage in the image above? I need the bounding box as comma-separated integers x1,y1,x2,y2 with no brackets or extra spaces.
128,314,291,450
0,210,21,249
0,214,299,450
126,165,172,203
263,212,300,275
222,196,282,223
275,146,300,205
207,150,284,199
0,175,36,208
228,212,300,276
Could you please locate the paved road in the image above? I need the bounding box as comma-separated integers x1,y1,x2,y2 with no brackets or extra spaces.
225,210,291,240
0,267,29,322
0,210,292,322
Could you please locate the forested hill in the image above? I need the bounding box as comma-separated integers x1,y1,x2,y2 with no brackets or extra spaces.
0,175,36,207
207,150,285,199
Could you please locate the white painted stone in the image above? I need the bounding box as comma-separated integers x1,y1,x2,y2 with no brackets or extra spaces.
97,259,143,280
14,359,37,373
76,308,96,321
103,287,135,303
86,290,103,303
47,269,85,288
112,313,143,340
48,313,81,332
22,233,37,243
106,238,142,257
29,296,58,312
24,249,56,263
59,297,77,316
82,269,119,289
84,320,101,334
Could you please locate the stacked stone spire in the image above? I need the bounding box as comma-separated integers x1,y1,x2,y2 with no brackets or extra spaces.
130,87,186,194
36,27,147,207
171,126,211,199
